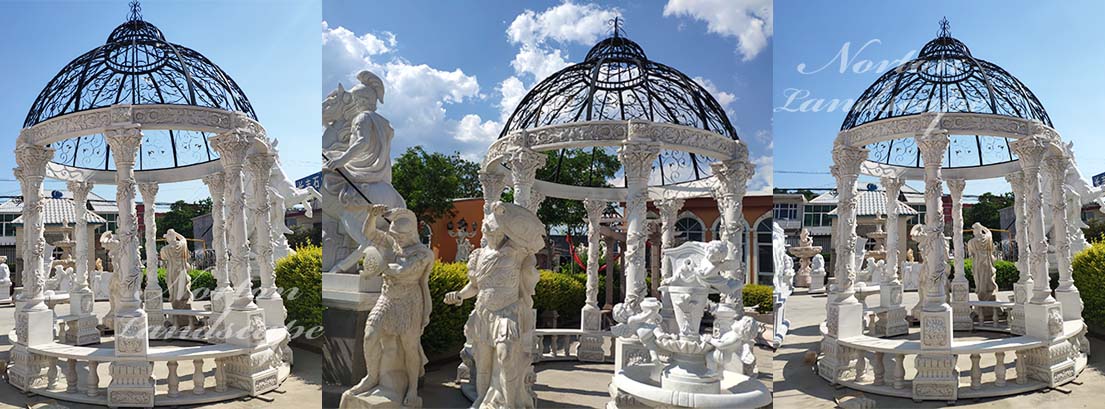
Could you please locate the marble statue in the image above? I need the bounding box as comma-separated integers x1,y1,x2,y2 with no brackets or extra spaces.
58,267,75,293
660,241,738,297
0,256,11,303
322,70,408,274
708,316,757,376
968,223,998,320
812,253,825,273
160,229,194,326
443,202,546,409
773,222,794,347
95,258,104,271
342,204,434,409
449,226,477,263
244,140,323,261
859,257,876,284
872,259,885,285
100,230,123,329
799,228,813,248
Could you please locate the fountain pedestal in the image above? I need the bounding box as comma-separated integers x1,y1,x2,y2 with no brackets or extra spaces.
788,246,821,288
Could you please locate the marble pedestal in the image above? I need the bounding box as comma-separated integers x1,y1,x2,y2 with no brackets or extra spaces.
1011,283,1027,335
144,288,165,328
818,301,863,383
950,281,972,331
1055,289,1084,321
789,246,821,288
10,309,55,390
579,304,606,362
322,271,380,407
65,290,101,345
258,297,288,329
224,308,280,394
615,337,654,373
872,282,907,337
913,307,956,401
108,314,155,407
809,268,826,294
1024,302,1074,387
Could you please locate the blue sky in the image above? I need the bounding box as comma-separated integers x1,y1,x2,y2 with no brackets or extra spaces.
0,0,321,203
774,0,1105,198
322,0,774,192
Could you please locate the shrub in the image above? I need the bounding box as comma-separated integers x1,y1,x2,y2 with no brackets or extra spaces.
423,262,474,357
533,270,586,319
743,284,773,314
1073,242,1105,330
274,245,323,333
189,269,216,297
995,260,1019,290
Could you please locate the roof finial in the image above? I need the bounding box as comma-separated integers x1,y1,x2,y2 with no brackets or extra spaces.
128,0,142,21
610,16,624,38
938,17,951,37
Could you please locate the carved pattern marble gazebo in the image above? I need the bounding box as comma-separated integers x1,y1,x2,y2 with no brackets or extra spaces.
7,3,292,406
818,20,1089,402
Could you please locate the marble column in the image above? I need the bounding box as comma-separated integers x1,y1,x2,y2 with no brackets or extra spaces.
248,152,285,329
604,236,616,310
1004,171,1032,335
1012,133,1072,386
578,199,607,361
818,143,866,384
711,156,755,334
912,130,956,402
202,173,234,313
104,126,155,407
655,198,684,332
210,131,257,313
506,147,546,214
947,179,971,331
66,180,100,345
9,141,55,391
874,177,907,337
617,139,659,314
138,182,164,328
1047,154,1081,320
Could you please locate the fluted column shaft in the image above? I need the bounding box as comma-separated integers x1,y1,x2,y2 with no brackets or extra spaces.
248,153,280,300
67,181,94,291
104,127,145,315
618,140,660,307
14,143,54,311
880,177,904,284
829,144,867,304
1011,135,1054,304
210,131,257,311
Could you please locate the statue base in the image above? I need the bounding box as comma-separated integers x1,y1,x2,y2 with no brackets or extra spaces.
340,387,419,409
108,360,156,407
10,308,55,390
1055,289,1083,321
808,269,826,294
258,296,288,329
226,349,281,394
1026,340,1076,387
950,281,972,331
1011,283,1028,335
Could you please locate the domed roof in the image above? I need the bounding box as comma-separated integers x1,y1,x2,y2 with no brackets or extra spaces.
500,26,739,187
842,19,1050,169
501,31,737,140
25,1,256,172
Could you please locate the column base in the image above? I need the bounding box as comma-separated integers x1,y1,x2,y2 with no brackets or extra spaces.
1026,340,1077,387
581,304,602,331
1011,283,1028,335
614,337,654,373
144,288,165,328
809,269,826,294
108,360,156,407
578,334,606,363
825,301,864,339
919,307,953,349
8,345,50,390
64,315,101,346
912,354,958,401
872,306,909,337
257,297,288,329
225,308,268,348
1055,289,1084,321
226,348,281,394
951,281,972,331
818,337,854,383
1025,301,1064,341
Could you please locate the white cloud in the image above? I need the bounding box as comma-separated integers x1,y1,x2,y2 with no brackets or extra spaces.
507,2,621,46
511,44,570,83
498,76,527,120
454,114,501,144
662,0,773,61
748,153,773,194
693,76,737,113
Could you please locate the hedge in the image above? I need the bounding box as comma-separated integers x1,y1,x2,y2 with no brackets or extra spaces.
424,262,474,357
144,268,215,298
945,258,1019,291
743,284,774,314
274,245,323,332
1073,242,1105,330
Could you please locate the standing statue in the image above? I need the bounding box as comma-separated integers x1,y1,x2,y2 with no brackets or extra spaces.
160,229,194,326
443,202,546,409
342,205,433,408
449,225,478,263
0,256,11,303
322,70,408,274
243,140,323,261
100,231,123,329
968,223,998,321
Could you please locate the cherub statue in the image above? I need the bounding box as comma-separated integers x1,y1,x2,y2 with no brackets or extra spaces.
342,205,433,408
661,241,738,296
708,316,758,376
443,201,546,409
610,298,664,361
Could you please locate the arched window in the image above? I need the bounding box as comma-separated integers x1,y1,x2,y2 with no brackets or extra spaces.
675,217,705,242
756,218,774,285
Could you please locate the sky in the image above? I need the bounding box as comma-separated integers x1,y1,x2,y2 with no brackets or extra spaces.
321,0,774,193
774,0,1105,199
0,0,321,203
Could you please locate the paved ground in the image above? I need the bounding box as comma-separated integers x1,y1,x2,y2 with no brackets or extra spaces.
0,300,321,408
775,288,1105,408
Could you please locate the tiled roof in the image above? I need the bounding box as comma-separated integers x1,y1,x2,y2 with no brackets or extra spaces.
820,190,919,217
10,198,108,225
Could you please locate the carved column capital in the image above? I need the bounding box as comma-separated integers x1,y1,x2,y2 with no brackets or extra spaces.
711,159,755,196
946,179,966,200
583,199,606,225
201,172,227,195
209,130,255,168
505,148,546,186
66,181,94,201
1010,135,1050,171
618,141,660,183
915,130,950,166
14,142,55,175
137,182,159,201
830,144,867,181
103,126,143,166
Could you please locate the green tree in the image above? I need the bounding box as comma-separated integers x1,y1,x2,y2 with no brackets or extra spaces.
156,199,212,239
963,192,1014,230
1084,218,1105,244
392,146,482,225
535,148,621,235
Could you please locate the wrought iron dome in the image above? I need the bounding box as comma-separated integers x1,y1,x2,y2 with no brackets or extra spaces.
500,24,739,187
25,1,256,172
842,19,1051,169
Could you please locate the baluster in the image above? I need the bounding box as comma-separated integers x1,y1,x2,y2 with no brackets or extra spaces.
193,359,206,395
167,361,180,397
47,356,59,389
1016,350,1027,385
854,350,866,382
66,358,78,393
86,361,99,396
893,354,905,389
873,352,885,386
970,354,981,389
995,351,1007,386
215,357,227,392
